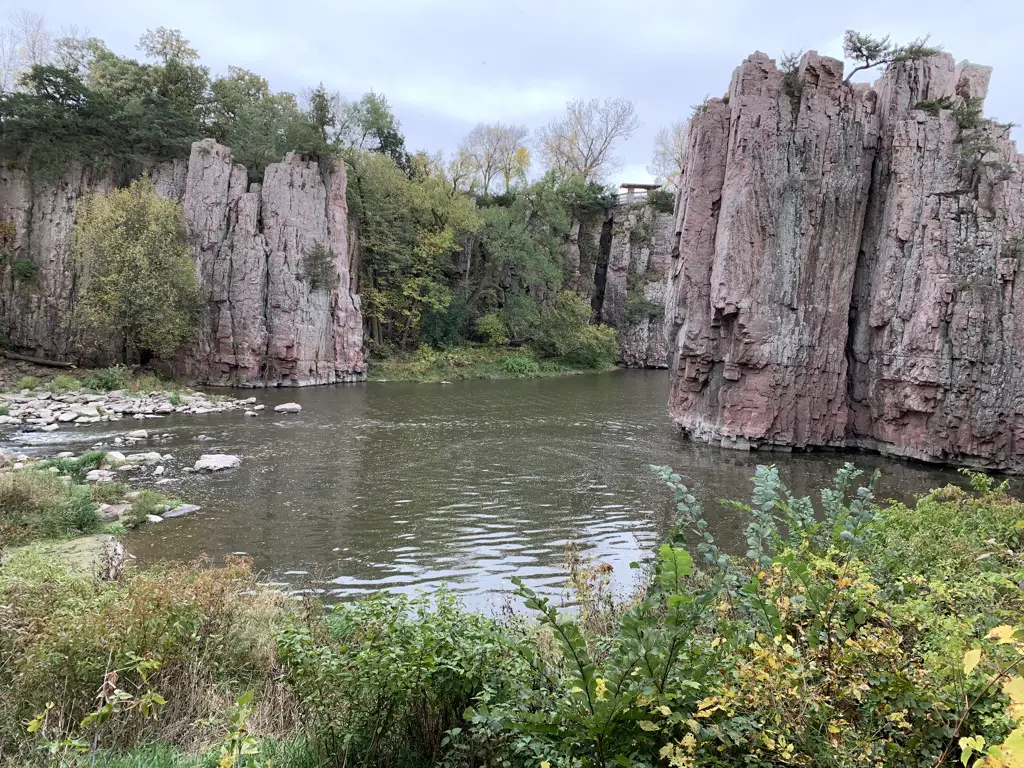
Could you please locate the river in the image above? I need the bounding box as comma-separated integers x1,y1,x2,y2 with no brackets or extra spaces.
15,370,992,610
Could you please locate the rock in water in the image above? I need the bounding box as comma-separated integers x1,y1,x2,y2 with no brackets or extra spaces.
274,403,302,413
666,50,1024,473
194,454,242,471
163,504,201,519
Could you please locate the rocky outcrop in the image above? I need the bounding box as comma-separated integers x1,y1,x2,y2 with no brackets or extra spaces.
0,140,365,387
566,204,675,367
667,50,1024,472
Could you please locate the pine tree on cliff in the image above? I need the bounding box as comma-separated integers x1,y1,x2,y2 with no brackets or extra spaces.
842,30,942,83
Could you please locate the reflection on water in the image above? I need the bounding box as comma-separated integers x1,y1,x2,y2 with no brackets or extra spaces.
10,370,1006,610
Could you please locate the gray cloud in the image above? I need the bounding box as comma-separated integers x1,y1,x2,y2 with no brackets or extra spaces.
28,0,1024,185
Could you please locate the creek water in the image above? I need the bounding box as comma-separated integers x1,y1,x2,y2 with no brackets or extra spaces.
14,371,994,610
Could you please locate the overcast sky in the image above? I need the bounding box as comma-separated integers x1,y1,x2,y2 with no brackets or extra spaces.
22,0,1024,186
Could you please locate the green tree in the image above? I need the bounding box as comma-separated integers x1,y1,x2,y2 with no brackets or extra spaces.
73,179,202,364
209,66,306,180
347,150,480,349
338,91,409,170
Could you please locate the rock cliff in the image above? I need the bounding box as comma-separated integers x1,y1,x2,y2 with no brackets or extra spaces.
667,50,1024,471
567,204,675,367
0,140,365,386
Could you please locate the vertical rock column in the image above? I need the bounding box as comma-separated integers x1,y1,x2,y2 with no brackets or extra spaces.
182,140,365,386
668,52,879,449
847,58,1024,469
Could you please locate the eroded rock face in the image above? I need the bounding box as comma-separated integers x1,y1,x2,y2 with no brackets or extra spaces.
566,205,674,367
182,140,363,386
667,50,1024,472
0,140,365,387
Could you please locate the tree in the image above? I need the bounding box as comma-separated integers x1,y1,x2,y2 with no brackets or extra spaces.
459,123,503,193
537,97,640,182
648,121,688,191
0,10,53,92
347,149,480,349
209,66,304,180
73,179,202,364
842,30,941,83
338,91,408,170
136,27,198,65
496,123,530,192
305,82,339,143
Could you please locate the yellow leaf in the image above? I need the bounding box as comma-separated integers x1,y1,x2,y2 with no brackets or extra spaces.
541,762,551,768
639,720,660,732
1004,676,1024,705
656,705,672,716
964,647,983,675
988,625,1018,644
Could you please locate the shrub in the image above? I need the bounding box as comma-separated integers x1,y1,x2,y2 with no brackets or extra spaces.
0,471,100,546
646,188,675,213
90,482,127,505
11,257,38,282
534,290,593,358
420,297,469,349
475,312,509,345
0,405,7,416
500,352,539,375
15,375,39,391
129,372,168,394
124,490,169,528
0,555,294,759
49,374,80,392
534,292,619,369
466,464,1016,767
299,241,338,292
277,590,519,768
42,451,106,483
563,323,618,368
623,294,662,325
82,365,131,392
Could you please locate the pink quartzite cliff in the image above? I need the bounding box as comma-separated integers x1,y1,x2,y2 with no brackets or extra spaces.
666,51,1024,472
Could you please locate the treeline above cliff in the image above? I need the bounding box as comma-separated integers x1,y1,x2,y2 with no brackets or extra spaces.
0,17,675,373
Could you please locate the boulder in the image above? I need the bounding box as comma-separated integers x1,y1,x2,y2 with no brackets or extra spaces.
194,454,241,471
102,451,127,468
85,469,115,483
124,452,162,464
163,503,201,519
97,503,130,522
126,429,148,439
274,402,302,413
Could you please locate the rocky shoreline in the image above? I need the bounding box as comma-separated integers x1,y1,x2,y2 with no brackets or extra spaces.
0,388,257,431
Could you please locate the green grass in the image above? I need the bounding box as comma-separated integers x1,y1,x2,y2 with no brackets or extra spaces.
0,470,101,546
368,344,616,383
41,450,106,482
